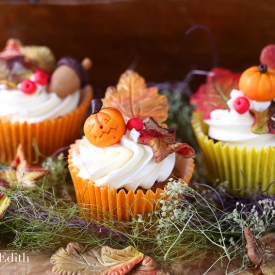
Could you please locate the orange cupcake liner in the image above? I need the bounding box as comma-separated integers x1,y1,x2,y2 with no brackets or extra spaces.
192,111,275,194
68,140,195,221
0,86,92,164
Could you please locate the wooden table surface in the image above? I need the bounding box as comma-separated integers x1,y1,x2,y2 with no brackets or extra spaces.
0,248,253,275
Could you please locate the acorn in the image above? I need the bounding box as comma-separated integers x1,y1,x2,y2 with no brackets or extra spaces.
47,57,92,98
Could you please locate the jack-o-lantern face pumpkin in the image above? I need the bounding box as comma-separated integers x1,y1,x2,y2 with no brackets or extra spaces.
84,99,126,148
239,64,275,101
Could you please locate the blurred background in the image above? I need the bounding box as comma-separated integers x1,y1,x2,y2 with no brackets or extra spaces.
0,0,274,98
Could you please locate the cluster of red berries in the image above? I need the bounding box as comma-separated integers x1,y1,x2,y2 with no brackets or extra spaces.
20,71,48,95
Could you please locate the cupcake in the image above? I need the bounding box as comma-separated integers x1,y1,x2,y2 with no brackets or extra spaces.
68,70,195,221
191,45,275,194
0,39,93,163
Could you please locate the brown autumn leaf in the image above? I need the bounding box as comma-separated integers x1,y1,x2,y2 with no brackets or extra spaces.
244,227,265,266
244,227,275,275
51,242,144,275
138,118,195,163
0,144,49,189
102,70,168,125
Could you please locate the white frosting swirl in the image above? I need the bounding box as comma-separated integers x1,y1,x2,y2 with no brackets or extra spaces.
72,129,175,191
0,82,80,124
204,89,275,150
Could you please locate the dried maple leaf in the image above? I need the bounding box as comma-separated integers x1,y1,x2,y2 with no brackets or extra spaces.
250,101,275,134
0,144,49,189
50,242,144,275
102,70,168,125
244,227,266,266
190,68,241,119
138,118,195,163
244,227,275,275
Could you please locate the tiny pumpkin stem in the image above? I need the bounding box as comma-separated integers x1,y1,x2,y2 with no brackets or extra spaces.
91,99,103,114
258,63,268,73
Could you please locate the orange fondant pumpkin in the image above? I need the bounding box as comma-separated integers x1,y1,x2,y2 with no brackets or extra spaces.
239,64,275,101
84,99,126,148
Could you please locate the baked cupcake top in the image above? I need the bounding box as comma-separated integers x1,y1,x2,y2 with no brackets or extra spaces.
191,44,275,149
0,39,91,123
72,70,195,191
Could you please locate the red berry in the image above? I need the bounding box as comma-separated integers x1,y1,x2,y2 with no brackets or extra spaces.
127,117,144,131
34,70,48,85
260,44,275,69
233,96,250,114
20,80,37,94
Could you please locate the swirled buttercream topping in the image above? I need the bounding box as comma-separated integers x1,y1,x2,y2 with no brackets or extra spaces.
0,83,80,123
204,89,275,150
72,129,175,191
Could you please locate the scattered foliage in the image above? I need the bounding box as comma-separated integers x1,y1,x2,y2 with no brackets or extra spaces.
2,169,275,275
